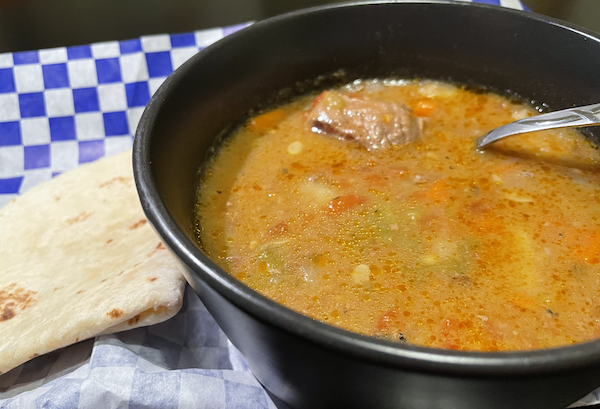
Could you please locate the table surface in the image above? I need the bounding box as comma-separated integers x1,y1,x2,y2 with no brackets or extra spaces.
0,0,597,54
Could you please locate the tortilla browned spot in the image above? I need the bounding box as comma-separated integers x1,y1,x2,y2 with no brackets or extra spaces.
128,315,141,325
129,219,147,230
99,176,130,188
107,309,123,319
148,242,166,257
66,212,92,225
0,284,37,322
1,309,14,321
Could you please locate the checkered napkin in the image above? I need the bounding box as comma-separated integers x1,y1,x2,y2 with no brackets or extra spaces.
1,1,599,408
0,24,247,208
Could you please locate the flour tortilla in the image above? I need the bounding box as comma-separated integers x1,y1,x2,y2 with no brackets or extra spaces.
0,149,186,375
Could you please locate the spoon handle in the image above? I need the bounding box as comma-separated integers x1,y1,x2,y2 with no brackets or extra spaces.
476,103,600,149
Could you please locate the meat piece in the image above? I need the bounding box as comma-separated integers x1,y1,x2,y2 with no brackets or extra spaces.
307,91,422,151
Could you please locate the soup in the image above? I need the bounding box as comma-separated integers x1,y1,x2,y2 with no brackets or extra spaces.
196,79,600,351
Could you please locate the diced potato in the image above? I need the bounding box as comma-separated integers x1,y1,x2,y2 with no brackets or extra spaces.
298,181,338,206
430,239,458,259
418,81,458,98
511,107,532,121
352,264,371,284
287,141,303,155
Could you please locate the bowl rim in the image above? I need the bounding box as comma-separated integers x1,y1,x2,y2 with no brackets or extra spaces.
134,0,600,378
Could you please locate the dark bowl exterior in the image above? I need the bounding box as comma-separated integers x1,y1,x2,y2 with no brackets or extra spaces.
133,2,600,408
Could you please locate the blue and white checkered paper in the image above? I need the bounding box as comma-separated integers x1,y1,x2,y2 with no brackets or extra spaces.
0,24,247,208
2,1,599,408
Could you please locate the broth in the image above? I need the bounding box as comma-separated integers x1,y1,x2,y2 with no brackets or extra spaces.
196,79,600,351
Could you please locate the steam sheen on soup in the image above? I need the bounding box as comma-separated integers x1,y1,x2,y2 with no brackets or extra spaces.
196,79,600,351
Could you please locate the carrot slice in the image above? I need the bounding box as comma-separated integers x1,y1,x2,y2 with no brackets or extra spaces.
311,91,326,108
376,310,398,331
327,195,367,213
425,180,450,204
574,231,600,264
511,293,536,310
248,109,287,133
413,99,437,117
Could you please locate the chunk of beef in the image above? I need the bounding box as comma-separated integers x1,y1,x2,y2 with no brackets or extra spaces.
307,91,422,151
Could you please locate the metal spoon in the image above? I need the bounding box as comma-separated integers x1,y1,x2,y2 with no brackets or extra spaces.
475,103,600,149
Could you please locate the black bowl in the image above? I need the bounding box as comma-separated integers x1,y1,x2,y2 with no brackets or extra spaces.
133,2,600,408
